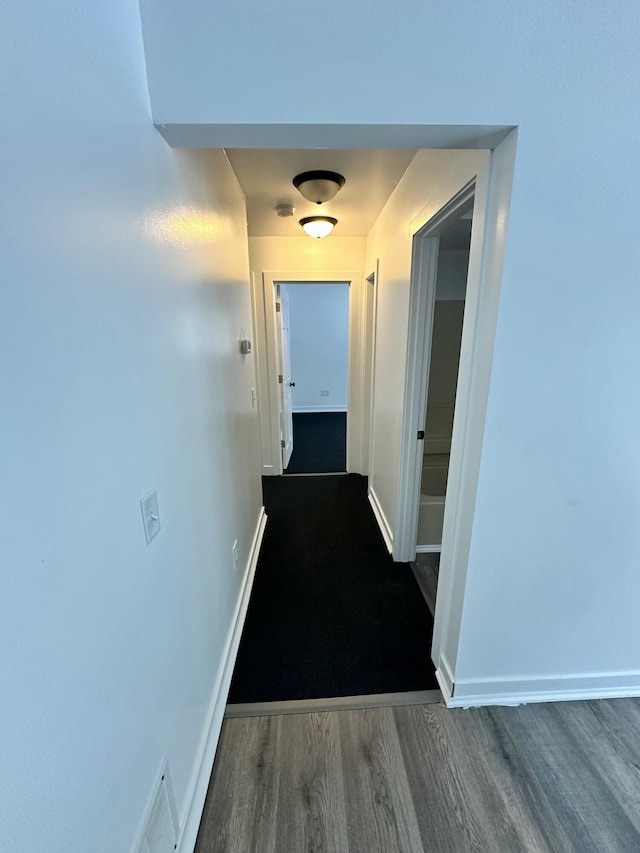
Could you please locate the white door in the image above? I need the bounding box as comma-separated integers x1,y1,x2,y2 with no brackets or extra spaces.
276,285,294,468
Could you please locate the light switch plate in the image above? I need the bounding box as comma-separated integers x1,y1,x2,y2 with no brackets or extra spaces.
140,490,161,544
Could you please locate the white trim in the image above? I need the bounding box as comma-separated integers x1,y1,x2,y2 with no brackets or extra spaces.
415,544,442,554
393,181,475,564
292,405,348,413
251,270,282,476
435,655,456,705
367,486,393,553
176,507,267,853
445,671,640,709
369,263,380,477
264,278,284,474
361,265,379,477
346,274,357,473
431,131,518,690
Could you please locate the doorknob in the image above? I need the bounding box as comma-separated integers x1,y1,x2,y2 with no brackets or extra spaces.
289,381,296,387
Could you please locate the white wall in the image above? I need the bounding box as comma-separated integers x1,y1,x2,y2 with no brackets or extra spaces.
286,284,349,412
137,0,640,704
248,236,365,274
1,3,262,851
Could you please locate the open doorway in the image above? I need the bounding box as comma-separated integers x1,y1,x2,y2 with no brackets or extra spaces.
253,268,365,477
229,141,515,709
275,281,350,474
413,208,472,612
391,180,476,621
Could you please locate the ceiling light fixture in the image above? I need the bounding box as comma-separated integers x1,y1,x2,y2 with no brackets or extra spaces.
300,216,337,239
293,170,345,204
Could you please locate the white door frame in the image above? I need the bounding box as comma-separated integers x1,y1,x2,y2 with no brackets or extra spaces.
357,264,380,477
259,270,363,476
394,180,475,562
274,284,294,468
390,133,517,702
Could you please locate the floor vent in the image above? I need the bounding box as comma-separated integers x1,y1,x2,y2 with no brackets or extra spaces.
138,761,179,853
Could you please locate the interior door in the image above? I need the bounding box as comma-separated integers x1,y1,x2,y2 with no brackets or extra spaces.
276,285,294,468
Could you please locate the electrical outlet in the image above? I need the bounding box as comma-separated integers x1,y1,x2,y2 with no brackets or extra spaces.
320,390,330,397
232,540,239,571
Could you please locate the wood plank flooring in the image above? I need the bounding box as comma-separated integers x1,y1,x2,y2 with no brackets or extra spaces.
411,553,440,617
195,697,640,852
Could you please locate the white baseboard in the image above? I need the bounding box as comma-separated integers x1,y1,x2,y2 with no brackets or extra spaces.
415,544,442,554
368,487,393,553
435,654,455,705
292,406,348,413
177,507,267,852
445,670,640,709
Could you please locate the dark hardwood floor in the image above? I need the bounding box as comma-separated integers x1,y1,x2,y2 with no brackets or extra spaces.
195,697,640,852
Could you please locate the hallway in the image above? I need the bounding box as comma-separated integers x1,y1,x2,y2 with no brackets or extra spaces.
227,475,438,705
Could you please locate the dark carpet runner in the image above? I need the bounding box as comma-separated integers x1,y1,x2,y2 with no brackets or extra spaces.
228,474,438,703
284,412,346,474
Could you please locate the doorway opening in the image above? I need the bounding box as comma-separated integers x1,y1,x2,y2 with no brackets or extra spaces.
254,268,364,477
413,204,473,614
275,281,350,474
227,136,516,708
394,182,475,613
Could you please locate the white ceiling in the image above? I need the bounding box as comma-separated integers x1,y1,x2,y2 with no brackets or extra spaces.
226,149,417,238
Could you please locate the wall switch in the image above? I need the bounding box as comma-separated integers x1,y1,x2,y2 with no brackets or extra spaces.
232,540,239,571
140,490,161,544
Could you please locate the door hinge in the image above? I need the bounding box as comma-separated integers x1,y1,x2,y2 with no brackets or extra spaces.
278,374,283,384
275,302,281,313
280,439,285,448
417,430,425,440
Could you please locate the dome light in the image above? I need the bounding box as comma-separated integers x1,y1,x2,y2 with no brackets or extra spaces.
299,216,337,239
293,170,345,204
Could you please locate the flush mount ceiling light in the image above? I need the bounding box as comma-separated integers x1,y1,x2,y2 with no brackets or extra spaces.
293,170,345,204
299,216,338,239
